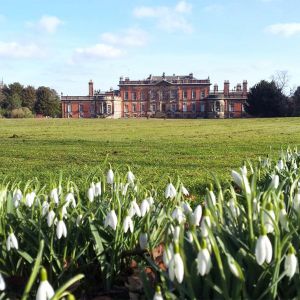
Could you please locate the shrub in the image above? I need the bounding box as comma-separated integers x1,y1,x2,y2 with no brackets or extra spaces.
10,107,34,118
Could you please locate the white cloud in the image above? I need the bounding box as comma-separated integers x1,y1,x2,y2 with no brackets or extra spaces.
27,15,63,34
133,1,193,33
74,43,124,61
0,41,43,59
101,28,148,47
265,23,300,37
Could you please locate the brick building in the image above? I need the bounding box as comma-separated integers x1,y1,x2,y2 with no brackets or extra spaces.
61,74,248,119
61,80,122,118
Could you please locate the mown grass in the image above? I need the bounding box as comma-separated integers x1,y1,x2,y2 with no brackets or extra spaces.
1,117,300,193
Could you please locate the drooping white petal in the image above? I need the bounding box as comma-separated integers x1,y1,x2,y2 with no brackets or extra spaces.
42,201,49,216
107,169,114,184
200,216,211,238
127,171,135,184
284,253,298,279
165,183,176,199
191,205,202,226
0,273,5,291
264,235,273,264
104,210,118,230
171,207,185,224
50,188,59,204
87,187,94,203
197,248,211,276
173,253,184,283
76,214,83,227
36,280,55,300
140,199,150,217
95,182,101,196
47,210,55,227
181,185,189,196
163,245,173,268
255,236,266,266
270,175,279,189
231,170,243,188
262,210,275,234
123,216,133,233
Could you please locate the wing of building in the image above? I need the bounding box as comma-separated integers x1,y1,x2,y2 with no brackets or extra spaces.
61,74,248,119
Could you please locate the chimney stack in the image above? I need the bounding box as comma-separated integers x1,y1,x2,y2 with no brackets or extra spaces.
89,80,94,97
224,80,230,96
243,80,248,95
214,84,218,93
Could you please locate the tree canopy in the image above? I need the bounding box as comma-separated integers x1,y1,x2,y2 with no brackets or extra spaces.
35,87,61,117
244,80,288,117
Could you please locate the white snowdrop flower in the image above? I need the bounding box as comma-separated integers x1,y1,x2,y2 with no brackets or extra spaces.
255,233,273,265
171,207,185,224
279,202,288,231
270,174,279,189
293,161,298,170
186,231,193,243
181,185,189,196
95,182,101,196
181,202,192,215
42,201,49,216
153,286,163,300
190,205,202,226
277,159,284,171
169,246,184,283
13,189,22,207
231,170,243,189
61,204,68,219
0,273,5,291
50,188,59,204
262,203,275,234
65,193,76,208
200,210,211,238
123,215,134,233
197,247,212,276
139,232,148,250
56,219,67,239
122,183,129,196
6,231,18,251
228,257,240,278
47,210,55,227
107,168,114,184
163,244,173,268
104,209,118,230
228,198,240,218
241,165,247,176
25,191,36,207
165,182,177,199
140,199,151,217
173,226,180,242
147,196,154,206
87,186,94,203
129,200,141,217
293,189,300,213
127,170,135,184
207,190,216,206
76,214,83,227
284,247,298,279
36,267,54,300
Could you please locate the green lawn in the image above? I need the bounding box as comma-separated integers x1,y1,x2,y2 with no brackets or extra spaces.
1,117,300,192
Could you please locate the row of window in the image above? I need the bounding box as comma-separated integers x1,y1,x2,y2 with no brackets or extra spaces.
124,90,206,101
66,104,112,114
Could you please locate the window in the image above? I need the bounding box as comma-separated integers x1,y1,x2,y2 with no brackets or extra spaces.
201,91,205,99
141,104,145,112
124,92,128,100
183,90,187,100
90,104,95,113
124,104,128,113
183,102,187,112
200,103,205,112
133,104,137,112
107,105,112,114
192,90,196,99
242,104,245,112
132,92,136,100
172,104,177,112
79,104,83,112
216,102,220,112
192,102,196,112
229,103,234,112
67,104,72,113
171,90,177,99
141,92,145,101
151,104,156,112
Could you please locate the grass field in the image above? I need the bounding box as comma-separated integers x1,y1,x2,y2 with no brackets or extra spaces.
1,117,300,192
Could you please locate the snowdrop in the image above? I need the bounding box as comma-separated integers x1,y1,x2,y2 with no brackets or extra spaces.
107,167,114,184
129,199,141,217
50,188,59,204
104,209,118,230
25,191,36,207
153,286,163,300
173,226,181,242
262,203,275,234
190,205,202,226
127,169,135,184
181,184,189,196
293,188,300,213
186,231,193,243
165,182,177,199
139,232,148,250
270,174,279,189
197,245,212,276
200,209,212,238
168,244,184,283
181,202,192,215
123,215,134,233
163,244,173,268
228,198,240,218
65,193,76,208
171,206,185,224
277,159,284,171
56,219,67,239
228,257,241,279
47,210,55,227
231,170,251,195
255,230,273,265
279,202,288,231
6,230,18,251
87,186,94,202
0,273,5,291
13,189,22,207
76,214,83,227
36,267,54,300
284,246,298,279
42,201,49,216
140,199,151,217
241,164,247,176
207,189,216,206
95,182,101,196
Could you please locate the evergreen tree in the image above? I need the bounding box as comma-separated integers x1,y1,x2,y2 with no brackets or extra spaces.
35,86,61,117
22,86,36,111
293,86,300,116
244,80,288,117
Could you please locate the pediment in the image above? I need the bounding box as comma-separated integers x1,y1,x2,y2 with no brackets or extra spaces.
155,80,173,86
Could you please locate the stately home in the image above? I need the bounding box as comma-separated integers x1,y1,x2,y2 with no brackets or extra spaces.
60,74,248,119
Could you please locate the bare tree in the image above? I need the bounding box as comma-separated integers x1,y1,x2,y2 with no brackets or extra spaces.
271,70,290,95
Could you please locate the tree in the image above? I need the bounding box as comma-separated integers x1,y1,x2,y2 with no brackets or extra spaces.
22,86,36,111
292,86,300,116
244,80,288,117
1,82,23,110
35,86,61,117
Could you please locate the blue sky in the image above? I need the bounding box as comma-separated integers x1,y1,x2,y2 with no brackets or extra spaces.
0,0,300,95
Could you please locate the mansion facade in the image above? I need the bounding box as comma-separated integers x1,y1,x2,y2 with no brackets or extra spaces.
61,74,248,119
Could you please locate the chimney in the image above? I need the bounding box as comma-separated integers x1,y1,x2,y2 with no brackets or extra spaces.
224,80,230,96
243,80,248,94
89,80,94,97
237,83,242,92
214,84,218,93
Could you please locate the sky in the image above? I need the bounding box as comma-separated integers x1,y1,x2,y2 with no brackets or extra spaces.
0,0,300,95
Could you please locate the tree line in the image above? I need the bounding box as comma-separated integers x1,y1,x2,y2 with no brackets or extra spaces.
0,82,61,118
